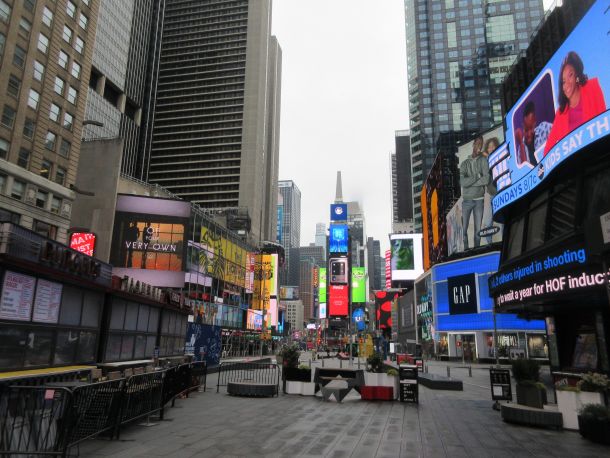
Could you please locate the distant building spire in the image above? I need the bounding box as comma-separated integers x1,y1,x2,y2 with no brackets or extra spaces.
335,171,343,203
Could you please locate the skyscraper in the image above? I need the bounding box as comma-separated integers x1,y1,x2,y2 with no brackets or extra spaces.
314,222,326,259
404,0,545,230
366,237,382,292
0,0,100,243
147,0,281,243
391,129,413,233
82,0,163,180
277,180,301,286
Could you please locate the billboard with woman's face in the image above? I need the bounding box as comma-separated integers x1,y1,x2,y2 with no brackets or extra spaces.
489,1,610,215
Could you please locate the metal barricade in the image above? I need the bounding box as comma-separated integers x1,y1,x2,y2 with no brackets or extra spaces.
190,361,207,393
118,371,164,433
216,362,280,394
0,386,72,457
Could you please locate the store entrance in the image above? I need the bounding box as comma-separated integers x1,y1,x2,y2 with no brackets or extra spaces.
453,333,476,361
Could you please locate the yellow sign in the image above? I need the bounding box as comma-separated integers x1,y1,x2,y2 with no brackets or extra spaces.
200,226,249,287
252,254,272,311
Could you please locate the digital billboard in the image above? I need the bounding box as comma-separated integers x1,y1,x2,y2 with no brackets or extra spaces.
330,203,348,221
268,298,278,328
489,1,609,215
252,254,272,310
421,153,448,270
329,224,348,253
447,127,504,255
352,307,366,332
319,302,327,319
280,286,299,300
269,254,279,297
328,284,348,316
247,309,263,330
351,267,366,303
319,268,326,303
69,232,96,257
390,234,424,281
276,205,283,243
385,250,391,288
375,291,396,329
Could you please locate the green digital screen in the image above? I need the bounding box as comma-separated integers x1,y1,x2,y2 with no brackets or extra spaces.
319,268,326,303
351,267,366,303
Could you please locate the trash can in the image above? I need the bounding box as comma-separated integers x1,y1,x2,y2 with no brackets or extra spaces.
399,364,418,403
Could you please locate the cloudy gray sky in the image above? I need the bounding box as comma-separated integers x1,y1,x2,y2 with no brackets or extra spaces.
272,0,408,254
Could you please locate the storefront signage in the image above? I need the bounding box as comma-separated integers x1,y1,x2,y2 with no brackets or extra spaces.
447,274,478,315
0,271,35,321
496,266,610,308
32,279,62,323
489,247,587,291
69,232,96,257
40,241,102,280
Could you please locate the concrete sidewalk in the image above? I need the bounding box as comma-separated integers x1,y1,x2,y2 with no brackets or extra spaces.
78,360,608,458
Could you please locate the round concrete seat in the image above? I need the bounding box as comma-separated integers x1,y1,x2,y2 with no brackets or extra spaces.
227,381,278,397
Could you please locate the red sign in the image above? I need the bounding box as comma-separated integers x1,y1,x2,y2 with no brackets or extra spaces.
69,232,96,257
329,284,348,316
385,250,391,288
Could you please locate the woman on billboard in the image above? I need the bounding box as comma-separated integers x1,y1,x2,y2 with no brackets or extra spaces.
544,51,606,156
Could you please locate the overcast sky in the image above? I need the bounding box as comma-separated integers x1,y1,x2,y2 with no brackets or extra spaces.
272,0,408,254
272,0,554,254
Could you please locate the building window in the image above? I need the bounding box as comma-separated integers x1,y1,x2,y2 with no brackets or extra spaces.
40,159,52,179
59,138,71,157
13,45,26,67
11,180,25,200
63,25,73,44
24,0,36,13
67,86,77,104
45,131,57,151
35,189,48,208
17,148,30,169
0,1,10,23
19,17,31,38
66,1,76,18
58,50,69,69
37,33,49,54
82,0,90,5
54,76,65,95
0,138,8,159
33,220,57,240
23,118,35,139
55,167,66,186
27,89,40,109
1,105,16,128
49,103,61,122
33,60,45,81
486,14,516,43
71,61,81,79
51,196,61,214
63,112,73,131
74,36,84,54
0,33,5,59
42,6,53,27
78,13,88,30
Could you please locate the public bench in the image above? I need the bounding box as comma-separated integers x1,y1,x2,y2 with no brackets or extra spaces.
217,362,280,397
313,368,365,402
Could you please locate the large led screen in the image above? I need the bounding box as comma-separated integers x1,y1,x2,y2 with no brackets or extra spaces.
351,267,366,303
489,1,609,215
328,284,348,317
390,234,424,281
447,127,504,255
319,268,326,303
421,154,447,270
329,224,348,253
375,291,396,329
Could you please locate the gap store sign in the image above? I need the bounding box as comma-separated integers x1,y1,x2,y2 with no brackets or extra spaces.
489,1,610,215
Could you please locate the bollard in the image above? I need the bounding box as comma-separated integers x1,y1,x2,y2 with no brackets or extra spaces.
340,359,343,368
357,357,361,370
425,365,428,374
469,366,472,377
447,366,451,378
322,358,325,367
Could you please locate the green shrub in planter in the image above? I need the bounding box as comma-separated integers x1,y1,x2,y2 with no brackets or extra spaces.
366,353,384,373
278,344,300,369
386,368,398,377
512,359,547,408
577,372,610,393
578,403,610,445
511,359,540,383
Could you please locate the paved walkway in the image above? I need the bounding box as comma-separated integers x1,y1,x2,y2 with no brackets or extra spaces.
78,358,609,457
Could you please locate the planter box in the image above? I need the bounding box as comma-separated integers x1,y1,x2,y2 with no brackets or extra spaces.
578,415,610,445
364,373,398,399
557,391,605,430
284,367,312,382
516,384,547,409
285,380,315,396
361,386,394,401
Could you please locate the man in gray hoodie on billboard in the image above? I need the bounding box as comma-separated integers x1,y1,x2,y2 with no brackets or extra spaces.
460,135,490,249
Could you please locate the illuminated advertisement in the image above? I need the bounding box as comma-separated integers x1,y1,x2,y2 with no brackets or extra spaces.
415,273,433,341
269,254,279,297
390,234,424,281
352,307,366,332
330,203,348,221
489,1,609,215
328,284,348,316
247,309,263,331
351,267,366,303
268,298,278,328
200,226,248,288
385,250,391,288
375,291,396,329
421,154,447,270
447,127,504,255
329,224,349,253
280,286,299,300
252,254,272,310
277,205,283,243
319,268,327,303
69,232,96,257
319,302,327,319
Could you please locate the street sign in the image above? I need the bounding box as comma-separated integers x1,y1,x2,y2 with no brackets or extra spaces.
489,368,512,401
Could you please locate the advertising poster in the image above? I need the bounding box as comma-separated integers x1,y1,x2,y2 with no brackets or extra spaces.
352,307,366,332
375,291,396,329
200,225,248,288
269,254,279,297
268,298,278,328
185,323,221,366
390,234,424,281
328,284,348,316
0,271,36,321
329,224,348,253
490,1,610,214
421,154,448,270
32,279,62,324
447,127,504,255
319,302,327,319
351,267,366,303
319,268,326,302
69,232,96,257
415,273,433,341
280,286,299,300
385,250,391,288
252,254,272,310
246,309,263,330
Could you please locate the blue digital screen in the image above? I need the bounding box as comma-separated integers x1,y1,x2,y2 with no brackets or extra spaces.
490,1,610,215
329,224,348,253
352,307,366,332
330,204,348,221
437,312,545,332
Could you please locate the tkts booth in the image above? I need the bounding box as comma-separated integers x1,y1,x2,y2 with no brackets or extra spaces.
488,1,610,378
